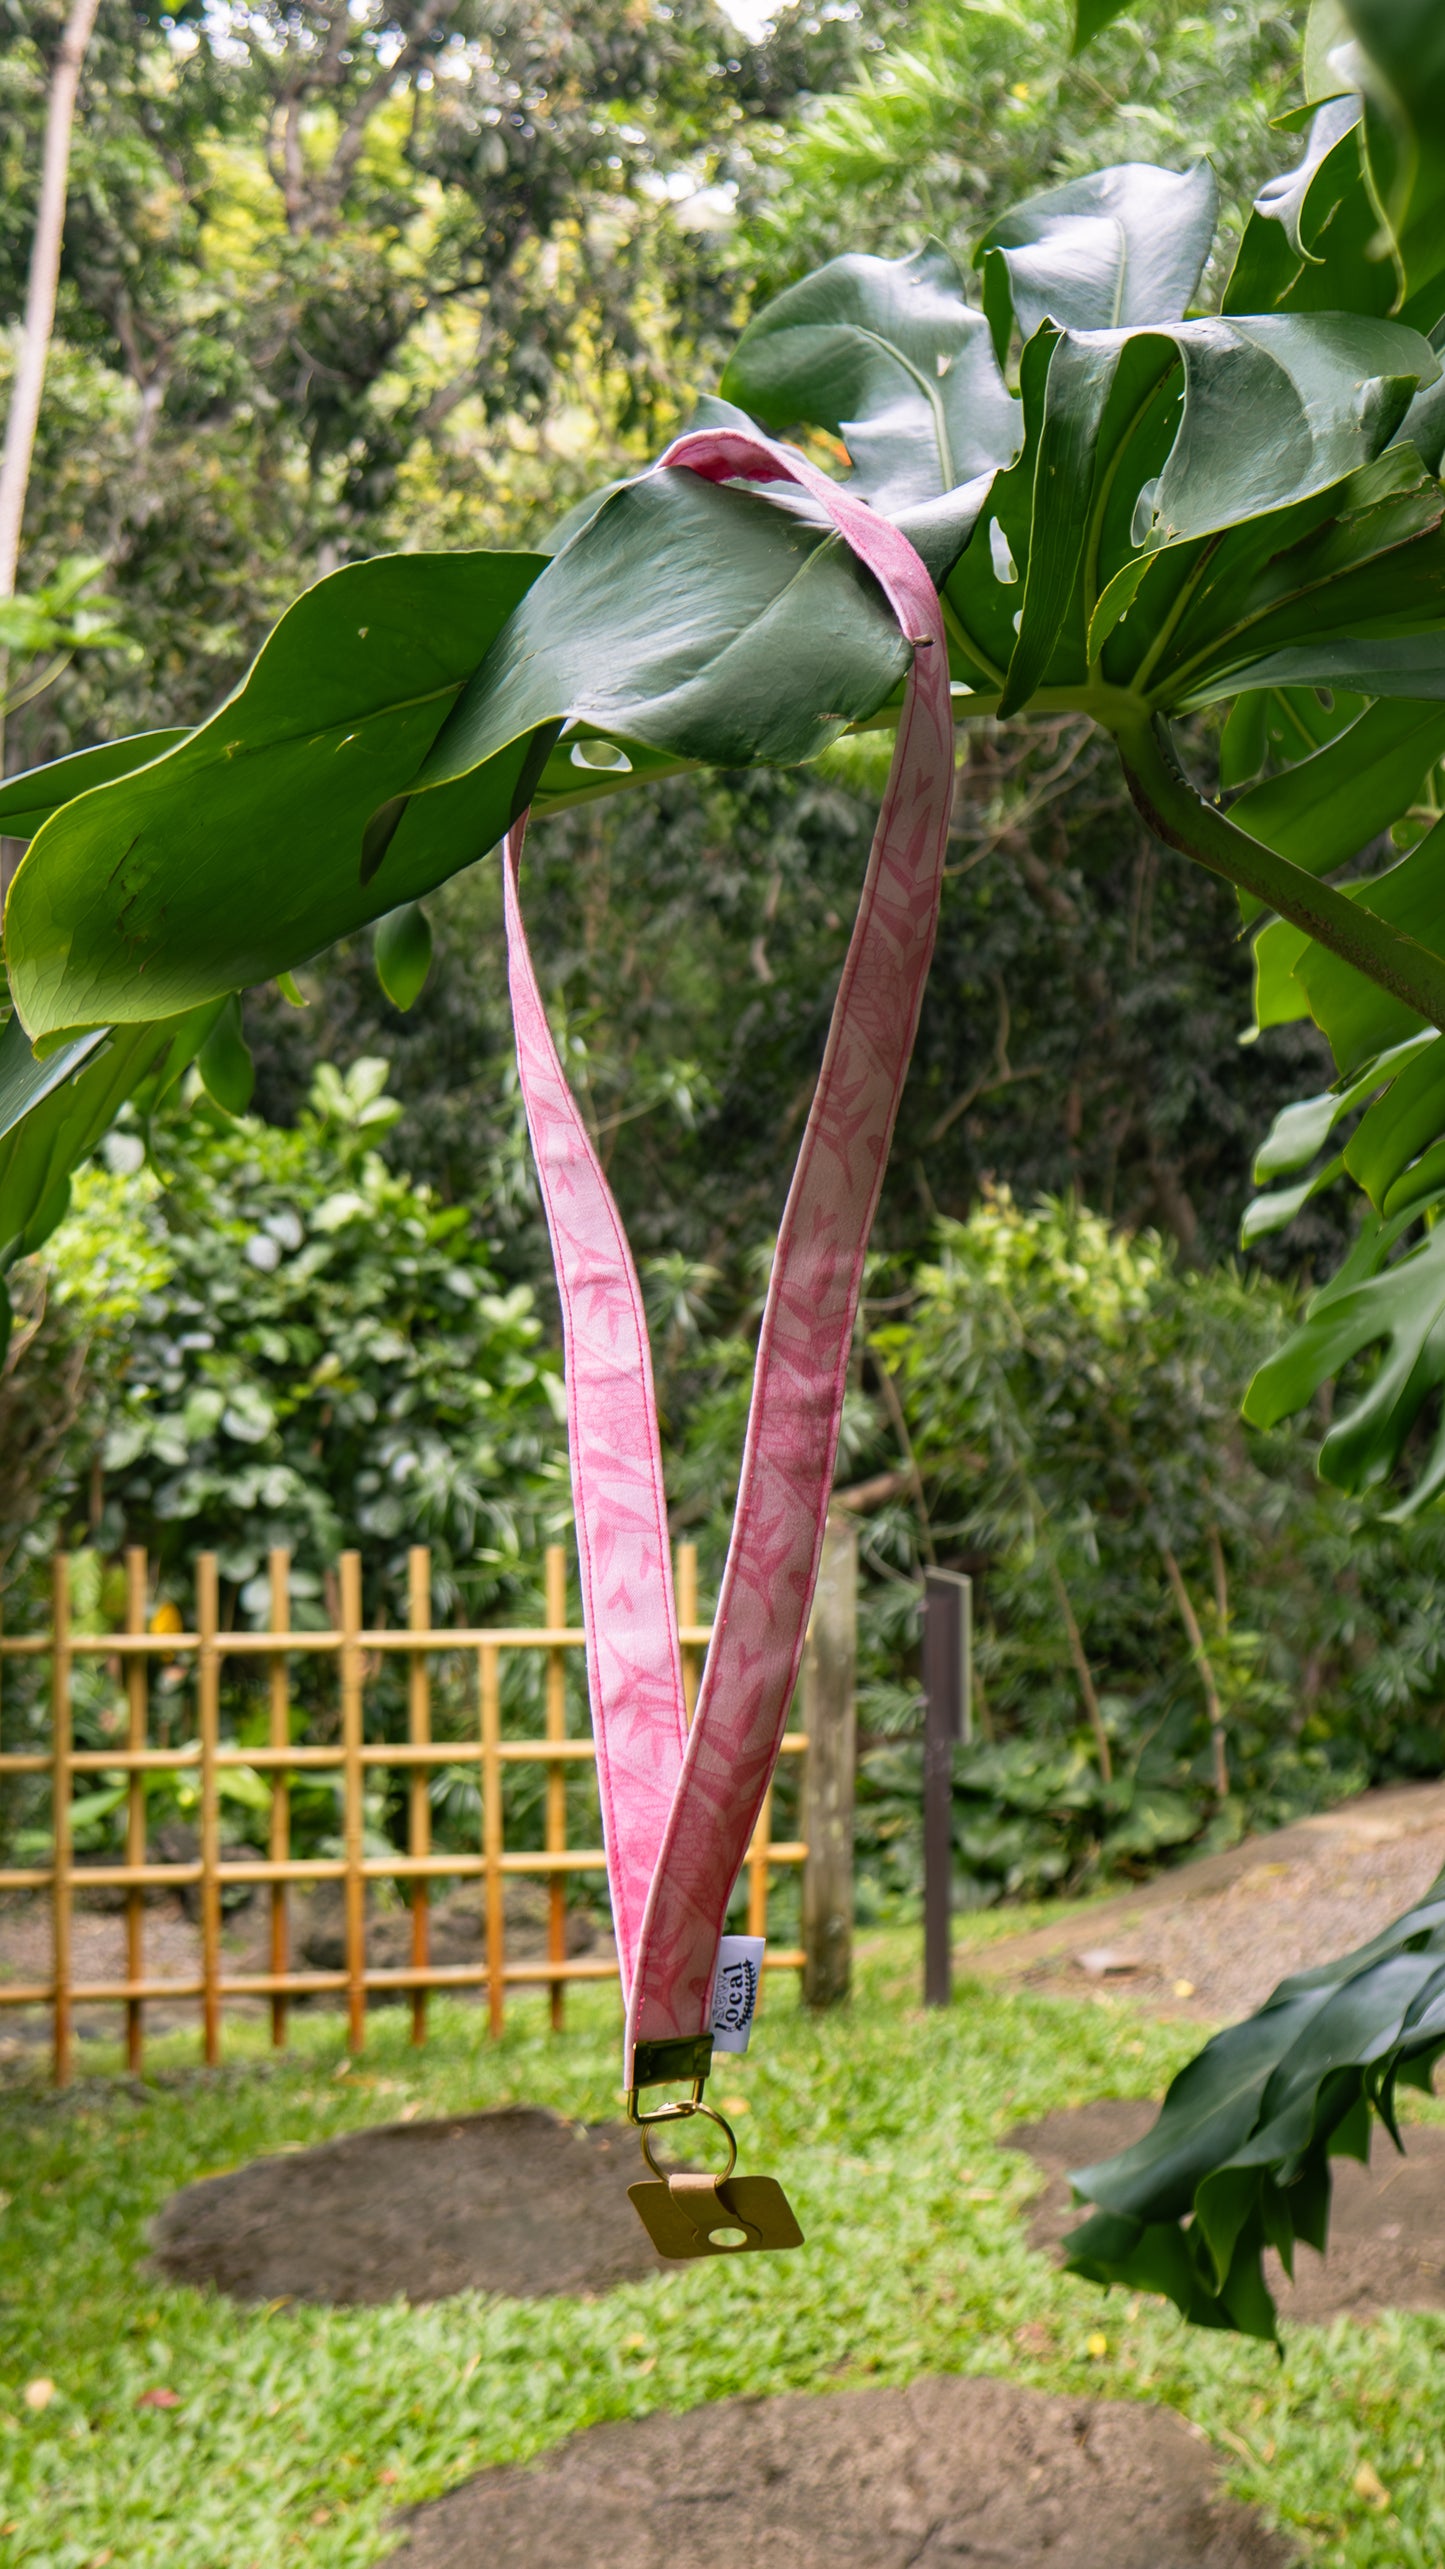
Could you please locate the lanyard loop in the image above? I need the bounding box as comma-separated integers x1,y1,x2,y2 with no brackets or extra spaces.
504,428,954,2088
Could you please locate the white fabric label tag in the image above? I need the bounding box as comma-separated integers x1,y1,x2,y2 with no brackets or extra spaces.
710,1935,765,2054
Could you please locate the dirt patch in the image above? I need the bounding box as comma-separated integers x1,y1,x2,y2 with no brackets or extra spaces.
150,2106,669,2303
1008,2097,1445,2323
387,2374,1293,2567
970,1782,1445,2024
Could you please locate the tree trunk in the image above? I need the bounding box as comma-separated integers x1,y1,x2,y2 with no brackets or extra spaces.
1160,1540,1229,1800
0,0,100,790
1043,1550,1112,1784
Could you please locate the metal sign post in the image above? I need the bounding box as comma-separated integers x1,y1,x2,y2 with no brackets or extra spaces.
922,1568,972,2007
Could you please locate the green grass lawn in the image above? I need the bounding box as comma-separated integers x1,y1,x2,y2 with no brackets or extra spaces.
2,1923,1443,2567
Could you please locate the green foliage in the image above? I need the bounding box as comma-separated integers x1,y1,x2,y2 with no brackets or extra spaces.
5,552,545,1031
857,1194,1363,1895
5,76,1441,1059
754,0,1306,294
195,998,254,1119
40,1056,565,1615
1065,1867,1445,2339
0,0,828,765
864,1735,1201,1908
0,1007,217,1303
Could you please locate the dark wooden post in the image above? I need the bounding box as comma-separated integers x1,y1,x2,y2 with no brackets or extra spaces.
922,1568,971,2007
801,1514,857,2007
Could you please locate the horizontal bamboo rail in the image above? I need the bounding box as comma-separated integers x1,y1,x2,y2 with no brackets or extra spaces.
0,1543,821,2082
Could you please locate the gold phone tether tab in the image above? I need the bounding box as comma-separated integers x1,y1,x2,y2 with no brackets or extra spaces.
625,2060,804,2260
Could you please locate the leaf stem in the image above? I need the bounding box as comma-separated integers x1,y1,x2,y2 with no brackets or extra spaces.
940,591,1005,691
1114,714,1445,1034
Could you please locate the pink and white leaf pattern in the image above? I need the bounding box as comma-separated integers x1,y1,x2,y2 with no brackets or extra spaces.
505,426,954,2078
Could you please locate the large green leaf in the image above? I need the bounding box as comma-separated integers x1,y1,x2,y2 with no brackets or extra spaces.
1140,314,1432,549
1228,696,1445,921
953,311,1437,719
1345,0,1445,332
1204,636,1445,703
1221,680,1368,791
1293,820,1445,1073
0,731,190,841
1065,1872,1445,2338
1246,1208,1445,1503
1250,1034,1431,1181
1080,1,1445,330
0,1006,215,1270
0,1014,106,1141
414,468,911,796
5,553,547,1040
994,330,1131,715
1148,450,1445,711
1223,97,1393,323
720,242,1018,513
976,162,1218,352
1345,1033,1445,1209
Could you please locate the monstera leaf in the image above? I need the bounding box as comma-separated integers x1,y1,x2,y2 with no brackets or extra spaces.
1064,1871,1445,2338
976,161,1218,351
1224,96,1393,322
0,730,191,837
721,242,1018,503
719,245,1017,579
416,469,910,797
1077,0,1445,339
4,553,550,1036
1346,0,1445,331
1228,698,1445,919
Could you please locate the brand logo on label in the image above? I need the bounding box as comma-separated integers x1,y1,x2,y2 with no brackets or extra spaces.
714,1956,758,2032
710,1934,765,2053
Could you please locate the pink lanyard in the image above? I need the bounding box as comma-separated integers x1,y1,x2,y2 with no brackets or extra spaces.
503,427,953,2097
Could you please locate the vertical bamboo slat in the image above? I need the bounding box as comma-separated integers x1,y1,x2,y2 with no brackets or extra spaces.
407,1546,431,2046
800,1516,858,2009
747,1784,773,1942
340,1550,365,2053
480,1641,503,2037
544,1543,567,2031
124,1547,149,2074
676,1541,699,1720
51,1552,72,2087
197,1552,221,2065
268,1548,290,2049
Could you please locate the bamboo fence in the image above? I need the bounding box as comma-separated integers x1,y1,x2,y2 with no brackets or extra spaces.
0,1539,832,2083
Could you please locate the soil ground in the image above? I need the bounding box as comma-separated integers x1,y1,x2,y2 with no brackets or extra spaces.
387,2374,1294,2567
967,1779,1445,2022
1007,2098,1445,2324
149,2105,668,2302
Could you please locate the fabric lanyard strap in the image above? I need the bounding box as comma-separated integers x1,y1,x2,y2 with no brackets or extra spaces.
503,427,953,2089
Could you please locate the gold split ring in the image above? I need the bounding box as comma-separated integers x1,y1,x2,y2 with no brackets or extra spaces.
625,2083,739,2185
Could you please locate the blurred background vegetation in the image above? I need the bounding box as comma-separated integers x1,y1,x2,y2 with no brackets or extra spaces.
5,0,1442,1904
